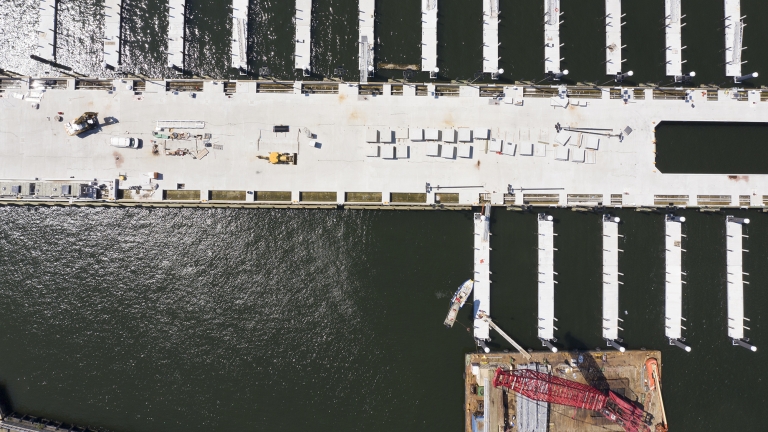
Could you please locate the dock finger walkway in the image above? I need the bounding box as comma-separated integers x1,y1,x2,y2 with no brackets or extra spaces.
664,0,683,76
602,215,624,351
482,0,500,76
358,0,375,83
544,0,562,74
36,0,58,62
294,0,312,74
421,0,438,75
537,214,556,352
726,216,756,351
167,0,186,69
103,0,122,68
473,205,491,343
664,214,690,351
231,0,249,71
723,0,744,78
604,0,622,75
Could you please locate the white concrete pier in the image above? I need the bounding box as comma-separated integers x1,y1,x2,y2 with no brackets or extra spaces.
664,0,683,77
294,0,312,74
167,0,186,69
723,0,743,78
664,214,690,351
231,0,249,71
726,216,755,351
36,0,58,62
482,0,500,76
421,0,438,74
358,0,375,83
103,0,122,67
537,214,556,350
605,0,622,75
544,0,562,74
602,215,622,346
473,204,491,342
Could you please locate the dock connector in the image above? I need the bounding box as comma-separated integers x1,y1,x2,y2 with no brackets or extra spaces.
732,338,757,352
540,338,558,353
669,338,692,352
605,338,626,352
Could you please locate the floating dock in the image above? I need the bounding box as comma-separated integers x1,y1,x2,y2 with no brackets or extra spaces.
664,0,683,77
358,0,375,83
604,0,622,75
231,0,249,71
294,0,312,74
167,0,186,69
602,215,623,350
482,0,500,76
464,350,665,432
103,0,122,67
725,216,756,351
36,0,58,62
664,214,690,351
537,214,556,351
421,0,438,75
473,205,491,343
544,0,562,74
723,0,743,78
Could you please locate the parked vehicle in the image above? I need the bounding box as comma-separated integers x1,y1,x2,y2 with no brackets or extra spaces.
110,137,139,148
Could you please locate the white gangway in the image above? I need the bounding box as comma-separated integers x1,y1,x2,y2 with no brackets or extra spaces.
358,0,375,83
604,0,623,75
103,0,122,67
726,216,756,351
231,0,249,71
36,0,58,62
167,0,186,69
421,0,438,77
294,0,312,75
544,0,562,74
473,205,492,347
664,0,683,77
602,215,625,351
537,213,557,352
665,214,691,352
482,0,500,77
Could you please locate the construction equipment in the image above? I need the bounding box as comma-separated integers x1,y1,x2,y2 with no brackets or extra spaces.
258,152,297,165
493,368,651,432
64,112,98,136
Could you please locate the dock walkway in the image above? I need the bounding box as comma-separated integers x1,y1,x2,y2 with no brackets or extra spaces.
473,206,491,342
482,0,500,75
604,0,622,75
544,0,562,74
103,0,122,67
294,0,312,73
602,215,621,344
664,0,683,76
167,0,186,69
421,0,438,74
725,216,755,351
36,0,57,62
358,0,375,83
231,0,249,71
537,214,555,350
664,215,689,351
723,0,743,78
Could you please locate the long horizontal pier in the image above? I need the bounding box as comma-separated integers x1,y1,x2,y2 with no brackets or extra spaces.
473,205,491,342
664,0,683,77
664,214,690,351
602,215,622,349
421,0,438,74
482,0,500,75
36,0,58,62
726,216,756,351
294,0,312,74
103,0,122,67
358,0,375,83
723,0,743,78
231,0,249,71
544,0,562,74
167,0,186,69
537,214,556,351
605,0,622,75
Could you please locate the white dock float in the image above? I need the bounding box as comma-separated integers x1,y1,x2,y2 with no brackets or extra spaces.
294,0,312,74
358,0,375,83
167,0,186,69
473,205,491,343
544,0,562,74
723,0,743,78
604,0,622,75
726,216,756,351
537,214,557,352
421,0,438,75
664,214,690,351
602,215,623,351
103,0,122,67
664,0,683,77
231,0,249,71
482,0,500,76
36,0,58,62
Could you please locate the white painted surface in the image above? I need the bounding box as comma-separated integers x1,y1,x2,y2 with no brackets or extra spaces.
482,0,499,74
473,208,491,341
231,0,249,70
664,0,683,76
537,214,555,341
167,0,186,68
723,0,743,77
36,0,57,61
665,216,683,340
421,0,438,72
544,0,561,73
359,0,375,82
295,0,312,71
726,217,745,339
103,0,122,66
602,217,620,340
605,0,622,75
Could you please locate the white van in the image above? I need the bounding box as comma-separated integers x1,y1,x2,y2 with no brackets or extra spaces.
110,137,138,148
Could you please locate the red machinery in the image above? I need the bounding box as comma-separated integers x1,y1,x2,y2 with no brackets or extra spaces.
493,368,650,432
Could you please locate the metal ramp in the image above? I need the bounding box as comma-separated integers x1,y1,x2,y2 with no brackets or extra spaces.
726,216,756,351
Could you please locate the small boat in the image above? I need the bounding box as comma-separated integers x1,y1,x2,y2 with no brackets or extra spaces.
444,279,474,328
645,358,659,390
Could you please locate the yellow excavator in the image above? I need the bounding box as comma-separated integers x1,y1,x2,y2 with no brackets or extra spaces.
257,152,296,165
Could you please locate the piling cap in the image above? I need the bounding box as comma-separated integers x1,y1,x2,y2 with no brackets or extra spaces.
744,218,751,224
551,347,558,353
689,71,696,77
498,68,504,74
546,215,554,221
678,216,686,223
433,67,440,73
626,71,634,77
619,347,626,353
614,217,621,223
368,65,374,72
562,70,569,76
751,346,757,352
752,72,759,78
685,346,692,352
483,346,491,353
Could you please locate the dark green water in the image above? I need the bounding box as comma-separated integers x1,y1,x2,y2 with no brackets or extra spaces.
0,206,766,431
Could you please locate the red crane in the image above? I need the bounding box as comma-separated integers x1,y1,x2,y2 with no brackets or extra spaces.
493,368,650,432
